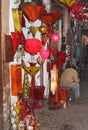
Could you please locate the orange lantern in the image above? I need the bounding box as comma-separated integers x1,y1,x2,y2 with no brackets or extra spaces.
11,64,22,96
21,4,46,21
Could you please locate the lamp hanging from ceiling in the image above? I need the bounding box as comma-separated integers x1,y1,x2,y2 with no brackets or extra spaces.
39,49,50,59
59,0,77,7
21,4,46,21
40,11,62,26
24,38,42,54
70,2,86,15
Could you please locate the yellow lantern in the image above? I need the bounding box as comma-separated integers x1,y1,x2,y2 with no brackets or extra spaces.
12,8,22,32
59,0,77,7
39,25,47,34
65,0,77,7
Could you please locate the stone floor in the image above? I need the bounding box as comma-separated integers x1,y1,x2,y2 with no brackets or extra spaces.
1,65,88,130
34,68,88,130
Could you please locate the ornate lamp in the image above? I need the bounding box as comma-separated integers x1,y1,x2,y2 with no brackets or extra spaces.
70,2,86,15
49,64,60,104
21,3,46,21
24,38,42,54
22,60,40,99
59,0,76,7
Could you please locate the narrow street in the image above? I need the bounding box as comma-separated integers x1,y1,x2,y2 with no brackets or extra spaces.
34,65,88,130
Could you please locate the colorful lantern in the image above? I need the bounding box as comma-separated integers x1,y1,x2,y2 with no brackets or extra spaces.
21,4,46,21
39,49,50,59
24,38,42,54
51,64,58,95
39,25,47,34
59,0,76,7
75,13,87,21
10,64,22,96
11,32,25,54
70,2,86,15
12,8,22,32
40,12,62,25
51,33,60,42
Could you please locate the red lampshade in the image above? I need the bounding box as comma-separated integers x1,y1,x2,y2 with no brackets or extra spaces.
39,49,50,59
21,4,46,21
11,32,25,54
51,33,60,42
40,11,62,25
25,38,42,54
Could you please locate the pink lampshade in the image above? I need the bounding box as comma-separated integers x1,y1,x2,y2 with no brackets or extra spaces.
39,49,50,59
51,33,60,42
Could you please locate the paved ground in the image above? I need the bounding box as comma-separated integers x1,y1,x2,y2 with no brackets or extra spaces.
34,68,88,130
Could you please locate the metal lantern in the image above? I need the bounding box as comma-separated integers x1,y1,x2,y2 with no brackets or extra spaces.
39,25,47,34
